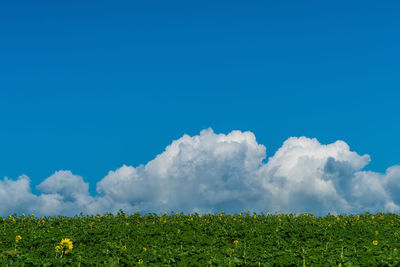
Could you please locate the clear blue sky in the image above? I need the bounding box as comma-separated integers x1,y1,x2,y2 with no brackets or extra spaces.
1,0,399,196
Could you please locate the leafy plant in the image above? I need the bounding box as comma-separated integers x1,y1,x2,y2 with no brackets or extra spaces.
0,211,399,265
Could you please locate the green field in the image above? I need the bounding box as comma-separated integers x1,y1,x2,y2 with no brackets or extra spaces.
1,211,400,266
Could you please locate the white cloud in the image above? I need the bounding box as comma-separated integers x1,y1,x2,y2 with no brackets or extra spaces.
36,170,89,202
0,175,37,215
1,128,399,217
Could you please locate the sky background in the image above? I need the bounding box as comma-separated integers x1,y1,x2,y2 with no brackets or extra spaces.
1,1,400,216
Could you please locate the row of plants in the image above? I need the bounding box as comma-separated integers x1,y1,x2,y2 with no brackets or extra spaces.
1,210,400,266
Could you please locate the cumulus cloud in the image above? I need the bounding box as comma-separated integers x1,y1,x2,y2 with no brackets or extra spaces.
1,128,399,217
37,171,89,202
96,129,266,214
0,175,37,216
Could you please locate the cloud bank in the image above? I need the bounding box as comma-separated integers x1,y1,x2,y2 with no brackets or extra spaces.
1,128,399,217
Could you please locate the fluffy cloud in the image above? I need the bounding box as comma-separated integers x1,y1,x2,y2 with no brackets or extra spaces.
96,129,266,214
0,171,103,217
1,128,399,217
0,175,37,216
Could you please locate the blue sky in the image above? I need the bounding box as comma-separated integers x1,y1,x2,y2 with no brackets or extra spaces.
1,1,400,216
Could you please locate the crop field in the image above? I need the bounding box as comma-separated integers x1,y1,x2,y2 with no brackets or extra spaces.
1,211,400,266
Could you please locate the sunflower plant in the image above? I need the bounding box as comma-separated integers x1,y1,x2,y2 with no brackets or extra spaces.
55,238,73,258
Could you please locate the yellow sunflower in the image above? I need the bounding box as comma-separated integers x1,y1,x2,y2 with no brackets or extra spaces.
60,238,73,250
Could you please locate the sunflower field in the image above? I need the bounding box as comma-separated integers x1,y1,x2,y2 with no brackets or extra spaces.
1,210,400,266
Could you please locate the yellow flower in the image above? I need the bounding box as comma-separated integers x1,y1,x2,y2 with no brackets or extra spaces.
138,259,143,264
373,240,378,246
233,240,239,246
371,216,375,220
123,245,127,249
375,230,379,235
177,229,181,233
126,223,129,226
143,247,147,252
60,238,73,250
15,235,22,242
394,248,398,253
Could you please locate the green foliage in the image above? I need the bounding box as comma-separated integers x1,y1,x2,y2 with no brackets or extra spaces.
1,211,400,266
